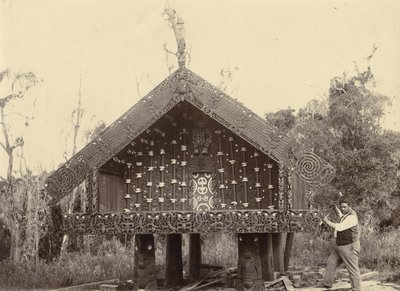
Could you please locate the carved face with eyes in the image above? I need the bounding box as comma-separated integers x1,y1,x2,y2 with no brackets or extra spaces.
238,234,263,290
134,234,156,289
135,236,155,269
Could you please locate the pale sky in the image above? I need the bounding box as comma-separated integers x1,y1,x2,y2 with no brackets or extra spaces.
1,0,400,178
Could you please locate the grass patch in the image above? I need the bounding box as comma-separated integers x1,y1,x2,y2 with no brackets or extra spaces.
201,233,237,267
2,228,399,289
0,237,135,290
291,227,400,273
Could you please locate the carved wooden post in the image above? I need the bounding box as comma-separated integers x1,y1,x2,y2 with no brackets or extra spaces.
134,234,156,290
165,233,183,287
284,232,294,272
259,233,274,281
237,233,265,291
189,233,201,279
272,233,284,275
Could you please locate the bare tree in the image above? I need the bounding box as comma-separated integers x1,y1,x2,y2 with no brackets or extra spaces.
217,65,240,96
21,171,50,263
0,69,40,262
60,75,86,255
0,69,38,183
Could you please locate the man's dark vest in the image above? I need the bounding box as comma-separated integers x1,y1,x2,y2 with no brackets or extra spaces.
336,211,359,246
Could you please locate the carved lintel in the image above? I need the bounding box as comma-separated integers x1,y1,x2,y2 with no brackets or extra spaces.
63,209,321,235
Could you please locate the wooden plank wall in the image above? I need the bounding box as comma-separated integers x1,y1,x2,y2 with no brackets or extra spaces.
98,172,124,212
291,173,306,209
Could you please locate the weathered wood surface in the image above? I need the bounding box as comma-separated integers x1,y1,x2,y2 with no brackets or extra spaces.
189,233,201,279
259,233,274,281
237,233,265,291
272,233,285,274
165,233,183,287
284,232,294,272
63,209,322,235
133,234,156,290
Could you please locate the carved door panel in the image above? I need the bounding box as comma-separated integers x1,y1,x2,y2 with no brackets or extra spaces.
190,173,215,211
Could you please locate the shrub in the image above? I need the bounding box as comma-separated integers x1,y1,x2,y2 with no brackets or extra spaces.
291,226,400,272
360,227,400,271
291,232,331,267
201,233,237,267
0,237,135,290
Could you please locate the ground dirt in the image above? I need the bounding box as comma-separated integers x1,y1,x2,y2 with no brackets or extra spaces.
287,265,400,291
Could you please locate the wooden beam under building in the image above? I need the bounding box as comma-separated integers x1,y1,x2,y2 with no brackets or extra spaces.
284,232,294,272
188,233,201,279
259,233,274,281
165,233,183,287
272,233,284,275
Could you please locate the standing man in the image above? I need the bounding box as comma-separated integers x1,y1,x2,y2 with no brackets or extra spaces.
320,198,361,291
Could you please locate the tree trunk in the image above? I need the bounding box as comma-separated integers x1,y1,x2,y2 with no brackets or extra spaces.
7,151,13,184
23,185,34,261
10,226,21,262
60,187,80,255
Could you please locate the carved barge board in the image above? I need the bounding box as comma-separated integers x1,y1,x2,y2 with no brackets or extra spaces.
62,209,322,235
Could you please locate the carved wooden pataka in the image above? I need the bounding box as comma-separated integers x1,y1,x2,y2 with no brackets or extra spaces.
46,67,335,290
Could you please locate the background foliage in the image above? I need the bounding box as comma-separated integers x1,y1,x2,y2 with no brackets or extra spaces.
266,67,400,228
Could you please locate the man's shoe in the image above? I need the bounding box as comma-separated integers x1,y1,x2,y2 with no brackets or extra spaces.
315,282,332,289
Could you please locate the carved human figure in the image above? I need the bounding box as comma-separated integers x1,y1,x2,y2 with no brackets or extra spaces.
237,234,265,291
133,234,157,290
192,127,212,155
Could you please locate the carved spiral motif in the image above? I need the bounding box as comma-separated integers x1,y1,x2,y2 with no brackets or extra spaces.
318,165,336,185
295,151,335,186
296,152,322,181
56,167,77,193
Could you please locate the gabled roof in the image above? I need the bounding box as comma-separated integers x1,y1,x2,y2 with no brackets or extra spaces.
45,68,335,204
